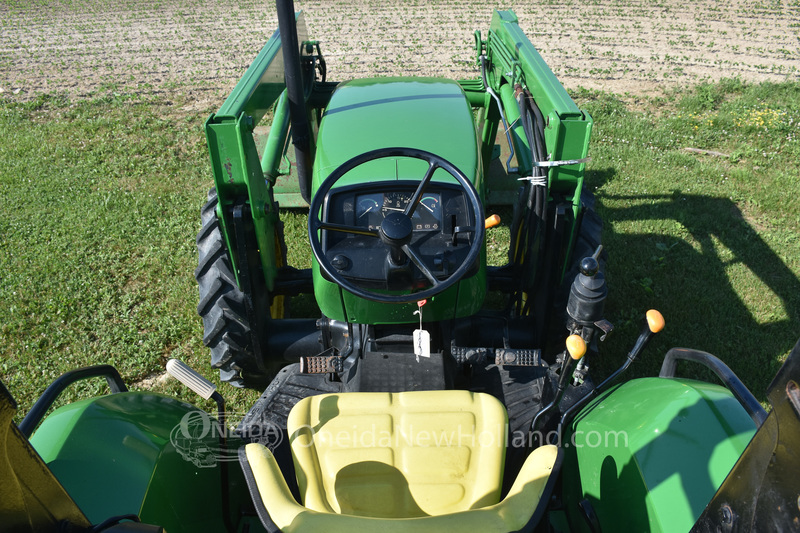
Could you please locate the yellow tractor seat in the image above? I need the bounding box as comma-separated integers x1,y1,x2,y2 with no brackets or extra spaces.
239,390,562,532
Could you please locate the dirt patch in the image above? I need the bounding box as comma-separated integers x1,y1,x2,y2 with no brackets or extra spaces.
1,0,798,103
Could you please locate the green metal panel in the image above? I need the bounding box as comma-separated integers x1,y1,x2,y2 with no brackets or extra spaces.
312,77,480,190
485,10,593,277
563,377,756,532
30,392,254,532
309,78,485,322
488,11,583,118
204,14,309,291
205,112,280,291
542,110,593,201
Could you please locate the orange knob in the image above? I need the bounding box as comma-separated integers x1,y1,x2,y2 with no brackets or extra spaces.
646,310,665,333
485,214,501,229
566,334,587,360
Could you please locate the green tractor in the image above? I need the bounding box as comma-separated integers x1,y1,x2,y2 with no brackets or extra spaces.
3,2,797,532
197,5,598,391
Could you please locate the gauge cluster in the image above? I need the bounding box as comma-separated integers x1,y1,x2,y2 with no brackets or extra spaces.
320,181,477,291
355,191,442,232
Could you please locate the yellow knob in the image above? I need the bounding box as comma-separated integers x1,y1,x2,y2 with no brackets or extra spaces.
646,310,665,333
566,334,587,360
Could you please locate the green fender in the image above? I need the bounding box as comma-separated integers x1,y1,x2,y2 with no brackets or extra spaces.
562,377,757,532
30,391,259,532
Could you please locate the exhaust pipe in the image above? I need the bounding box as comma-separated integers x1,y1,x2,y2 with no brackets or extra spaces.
276,0,313,203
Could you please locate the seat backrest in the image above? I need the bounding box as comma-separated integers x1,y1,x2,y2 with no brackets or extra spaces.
287,390,508,518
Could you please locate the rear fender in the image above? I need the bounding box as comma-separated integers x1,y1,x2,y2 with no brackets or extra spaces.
30,391,253,533
562,377,756,532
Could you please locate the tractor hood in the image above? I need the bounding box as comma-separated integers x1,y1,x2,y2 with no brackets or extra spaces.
312,77,480,192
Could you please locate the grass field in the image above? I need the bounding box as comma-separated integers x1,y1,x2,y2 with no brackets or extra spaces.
1,2,799,418
2,79,798,419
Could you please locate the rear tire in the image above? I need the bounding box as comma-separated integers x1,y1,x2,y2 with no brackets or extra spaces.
195,188,267,388
561,188,606,295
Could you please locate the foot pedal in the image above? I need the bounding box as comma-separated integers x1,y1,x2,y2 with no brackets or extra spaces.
495,348,541,366
299,354,343,374
451,343,541,367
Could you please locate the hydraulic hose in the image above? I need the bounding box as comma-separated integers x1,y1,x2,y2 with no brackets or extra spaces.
514,89,549,317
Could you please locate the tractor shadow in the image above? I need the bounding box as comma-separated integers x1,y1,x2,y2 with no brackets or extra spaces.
585,168,800,401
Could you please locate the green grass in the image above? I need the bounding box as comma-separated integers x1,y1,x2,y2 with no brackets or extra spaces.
574,79,800,394
0,91,262,416
1,79,798,422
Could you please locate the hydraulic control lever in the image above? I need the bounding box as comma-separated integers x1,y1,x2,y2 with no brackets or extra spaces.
557,310,665,436
557,335,588,395
601,309,665,388
531,334,587,435
564,246,613,387
567,246,609,337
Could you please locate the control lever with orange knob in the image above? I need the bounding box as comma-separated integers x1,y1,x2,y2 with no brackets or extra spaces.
530,334,587,434
484,213,502,229
560,335,587,390
557,310,665,437
627,309,665,362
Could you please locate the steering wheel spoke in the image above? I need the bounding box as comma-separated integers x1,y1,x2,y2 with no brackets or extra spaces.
401,244,440,287
318,221,380,238
403,160,438,218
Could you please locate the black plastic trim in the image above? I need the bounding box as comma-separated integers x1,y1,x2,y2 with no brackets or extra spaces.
238,446,282,533
659,347,767,427
277,0,313,203
19,365,128,437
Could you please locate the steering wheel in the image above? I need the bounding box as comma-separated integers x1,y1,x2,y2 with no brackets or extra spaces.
308,147,484,304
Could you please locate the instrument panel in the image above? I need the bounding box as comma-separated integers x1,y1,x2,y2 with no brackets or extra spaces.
320,181,475,290
355,191,442,232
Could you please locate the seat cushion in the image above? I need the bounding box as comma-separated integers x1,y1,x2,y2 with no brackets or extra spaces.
287,390,508,518
241,440,562,533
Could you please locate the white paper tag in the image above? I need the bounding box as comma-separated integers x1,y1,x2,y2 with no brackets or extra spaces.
413,329,430,361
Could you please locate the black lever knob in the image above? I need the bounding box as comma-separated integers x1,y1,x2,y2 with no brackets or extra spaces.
579,256,599,277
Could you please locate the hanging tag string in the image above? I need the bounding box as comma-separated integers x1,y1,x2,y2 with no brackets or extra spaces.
413,300,427,363
413,299,427,326
413,299,426,329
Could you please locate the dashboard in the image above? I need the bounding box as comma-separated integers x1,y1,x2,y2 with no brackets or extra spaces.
320,181,479,291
